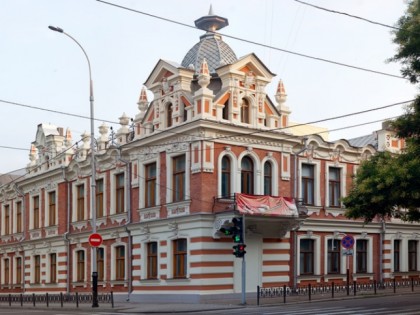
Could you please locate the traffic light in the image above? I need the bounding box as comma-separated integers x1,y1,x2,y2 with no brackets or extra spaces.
232,217,243,243
233,243,247,258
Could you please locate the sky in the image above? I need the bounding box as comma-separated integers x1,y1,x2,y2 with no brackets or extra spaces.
0,0,418,174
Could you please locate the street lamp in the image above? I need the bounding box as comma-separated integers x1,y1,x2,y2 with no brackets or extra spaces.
49,25,99,308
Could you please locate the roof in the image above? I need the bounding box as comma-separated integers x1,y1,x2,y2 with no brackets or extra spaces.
348,133,377,148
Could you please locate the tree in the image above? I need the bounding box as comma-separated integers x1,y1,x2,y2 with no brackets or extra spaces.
344,0,420,222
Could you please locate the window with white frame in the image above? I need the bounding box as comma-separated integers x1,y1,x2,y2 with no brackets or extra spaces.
240,98,250,124
408,240,418,271
145,162,157,207
76,250,85,282
394,239,401,272
221,156,232,198
32,196,40,229
241,156,254,195
172,155,186,202
2,258,10,285
113,245,125,281
49,253,57,283
147,242,158,279
328,167,341,207
356,239,368,273
327,239,341,274
33,255,41,284
15,257,22,285
76,184,85,221
173,239,187,278
96,178,104,218
301,164,314,205
15,201,22,233
300,239,314,275
115,173,125,213
97,247,105,281
263,161,273,196
48,191,56,226
2,204,11,235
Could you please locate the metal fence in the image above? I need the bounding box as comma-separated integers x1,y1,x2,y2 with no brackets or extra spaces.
257,279,420,305
0,292,114,308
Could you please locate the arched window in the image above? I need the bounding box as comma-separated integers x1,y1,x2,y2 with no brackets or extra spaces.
221,156,231,197
241,156,254,194
240,98,250,123
167,103,173,127
222,99,229,120
264,162,272,195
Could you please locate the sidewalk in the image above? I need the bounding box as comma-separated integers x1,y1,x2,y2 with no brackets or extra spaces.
1,289,419,313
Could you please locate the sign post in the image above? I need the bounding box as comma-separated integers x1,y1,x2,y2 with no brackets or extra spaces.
341,234,355,296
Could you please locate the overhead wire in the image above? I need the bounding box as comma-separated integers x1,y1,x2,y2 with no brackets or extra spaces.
95,0,406,80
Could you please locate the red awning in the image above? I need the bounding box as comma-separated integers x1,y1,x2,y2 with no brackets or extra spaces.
235,193,298,217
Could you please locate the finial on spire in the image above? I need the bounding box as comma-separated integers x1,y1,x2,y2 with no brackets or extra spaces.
208,4,214,16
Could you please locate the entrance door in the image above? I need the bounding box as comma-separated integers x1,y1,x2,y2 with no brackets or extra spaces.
234,234,262,293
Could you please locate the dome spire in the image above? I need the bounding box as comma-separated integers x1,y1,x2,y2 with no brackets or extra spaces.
194,6,228,32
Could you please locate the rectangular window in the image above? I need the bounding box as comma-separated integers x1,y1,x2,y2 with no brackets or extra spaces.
409,240,418,271
172,156,186,202
329,167,341,207
145,163,157,207
116,174,125,213
77,251,85,282
77,185,85,221
147,242,158,279
48,191,56,226
300,239,314,275
16,201,22,233
97,248,104,281
4,259,10,285
50,253,57,283
115,246,125,280
301,164,314,205
96,179,104,217
173,239,187,278
34,255,41,284
16,257,22,285
4,205,10,235
328,239,341,274
394,240,400,272
33,196,40,229
356,240,368,273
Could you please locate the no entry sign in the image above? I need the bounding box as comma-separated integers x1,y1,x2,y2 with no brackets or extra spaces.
341,234,355,249
89,233,103,247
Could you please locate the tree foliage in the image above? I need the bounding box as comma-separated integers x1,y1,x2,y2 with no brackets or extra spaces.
344,0,420,222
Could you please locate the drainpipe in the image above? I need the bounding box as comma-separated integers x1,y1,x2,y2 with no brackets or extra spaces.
292,137,308,289
380,219,386,285
62,166,71,294
117,151,132,301
13,184,25,293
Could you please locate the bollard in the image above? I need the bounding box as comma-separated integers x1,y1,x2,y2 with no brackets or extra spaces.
8,294,11,307
412,278,415,292
60,292,63,307
393,278,396,293
257,286,260,306
332,282,335,298
46,293,49,307
283,284,287,304
374,280,377,294
111,291,114,309
33,293,36,307
308,284,312,301
76,292,79,308
353,281,356,296
20,293,23,307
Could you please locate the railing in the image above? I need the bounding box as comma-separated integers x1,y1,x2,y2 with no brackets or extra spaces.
257,279,420,305
0,292,114,308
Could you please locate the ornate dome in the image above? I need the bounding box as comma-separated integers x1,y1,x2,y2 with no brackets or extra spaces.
181,7,238,74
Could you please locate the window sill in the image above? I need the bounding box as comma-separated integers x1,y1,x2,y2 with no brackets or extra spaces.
139,278,161,284
353,273,374,280
392,271,420,277
324,274,347,282
325,207,345,217
297,275,322,283
166,277,190,283
304,206,322,216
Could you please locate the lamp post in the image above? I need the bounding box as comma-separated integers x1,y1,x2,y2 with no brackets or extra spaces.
49,26,99,308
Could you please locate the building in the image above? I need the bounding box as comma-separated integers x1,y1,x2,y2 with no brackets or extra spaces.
0,9,418,303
